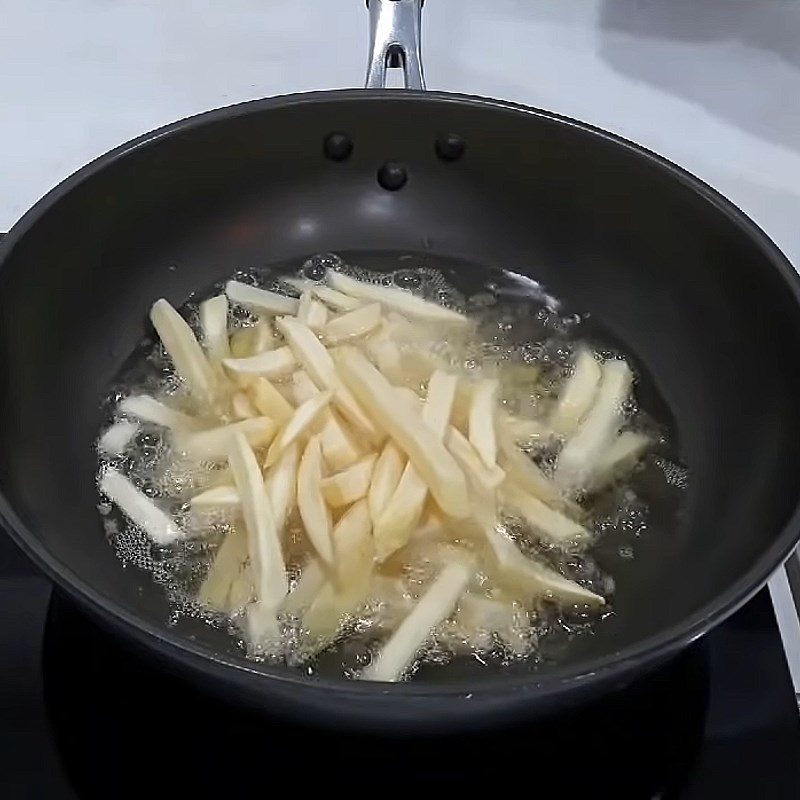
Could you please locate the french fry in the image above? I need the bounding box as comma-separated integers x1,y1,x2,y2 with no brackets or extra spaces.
222,346,296,380
335,347,468,519
265,440,300,531
231,391,258,419
360,560,472,682
551,348,601,436
227,433,288,608
499,480,591,545
313,284,363,311
119,394,204,431
374,370,457,559
264,391,332,467
277,316,382,443
445,426,506,493
321,454,377,508
282,559,326,614
199,294,230,361
497,428,569,512
319,409,362,471
591,431,650,491
484,525,604,607
229,319,276,358
177,417,276,460
98,420,139,456
323,303,382,345
554,359,633,491
469,378,499,470
297,435,334,564
297,290,329,331
150,299,217,405
225,280,299,315
197,530,248,611
248,377,294,424
99,468,183,546
190,484,240,508
326,270,468,326
368,441,404,526
331,498,373,589
291,369,320,404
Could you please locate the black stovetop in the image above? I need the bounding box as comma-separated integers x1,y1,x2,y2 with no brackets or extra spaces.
1,528,798,799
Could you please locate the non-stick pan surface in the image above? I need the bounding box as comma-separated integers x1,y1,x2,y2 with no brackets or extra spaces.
1,4,800,731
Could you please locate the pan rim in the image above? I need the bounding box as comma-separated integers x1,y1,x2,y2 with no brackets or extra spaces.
2,88,800,701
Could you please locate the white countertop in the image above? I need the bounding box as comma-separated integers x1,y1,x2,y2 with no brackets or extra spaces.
1,0,799,684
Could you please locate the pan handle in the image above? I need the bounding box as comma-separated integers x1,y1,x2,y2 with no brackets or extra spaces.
364,0,426,90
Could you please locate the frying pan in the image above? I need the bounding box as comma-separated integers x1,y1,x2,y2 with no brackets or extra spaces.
2,0,800,733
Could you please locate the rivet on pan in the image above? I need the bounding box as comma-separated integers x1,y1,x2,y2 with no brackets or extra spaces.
435,133,465,161
377,162,408,191
323,132,354,161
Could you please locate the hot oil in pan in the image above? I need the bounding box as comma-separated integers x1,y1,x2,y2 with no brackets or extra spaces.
95,252,687,680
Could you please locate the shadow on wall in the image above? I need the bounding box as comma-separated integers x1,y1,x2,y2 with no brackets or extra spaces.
598,0,800,151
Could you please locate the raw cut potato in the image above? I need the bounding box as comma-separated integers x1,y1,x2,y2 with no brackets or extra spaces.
327,270,468,326
190,484,240,508
230,320,276,358
197,529,248,611
99,468,183,546
312,284,363,311
320,454,377,508
499,481,591,545
297,435,334,564
277,316,382,443
199,294,230,361
484,525,604,607
373,370,457,559
323,303,382,344
119,394,204,431
468,378,499,470
248,377,295,424
98,420,139,456
497,429,570,512
318,409,363,471
227,432,288,609
555,359,633,491
264,391,332,467
297,290,329,331
550,348,601,436
178,417,276,460
302,500,374,644
592,431,650,491
282,558,326,614
291,369,320,404
150,299,217,405
231,391,258,420
445,426,506,494
361,560,473,682
368,442,404,526
222,346,296,380
335,347,469,518
225,280,299,315
265,441,300,531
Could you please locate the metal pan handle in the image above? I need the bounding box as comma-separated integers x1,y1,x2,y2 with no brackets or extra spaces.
364,0,426,90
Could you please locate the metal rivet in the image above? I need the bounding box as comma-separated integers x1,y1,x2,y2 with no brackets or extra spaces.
377,162,408,191
324,132,353,161
435,133,465,161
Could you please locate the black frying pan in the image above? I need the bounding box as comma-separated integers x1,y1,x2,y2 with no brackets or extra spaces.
2,0,800,732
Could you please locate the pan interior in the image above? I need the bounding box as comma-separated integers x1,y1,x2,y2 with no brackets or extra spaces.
1,93,800,689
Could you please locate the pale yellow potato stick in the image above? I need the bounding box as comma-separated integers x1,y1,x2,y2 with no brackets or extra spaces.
335,347,468,518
